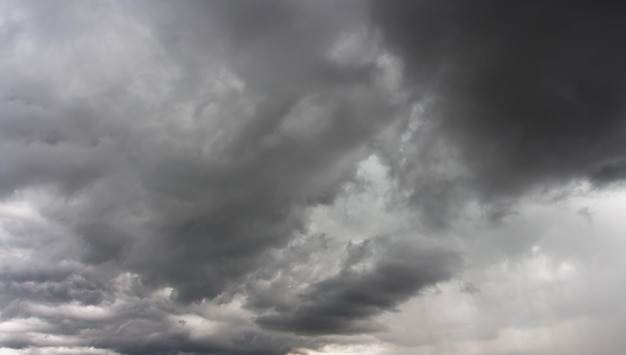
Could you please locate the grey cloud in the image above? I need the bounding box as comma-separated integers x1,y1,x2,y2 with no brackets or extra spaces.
0,1,403,353
0,272,105,307
1,0,392,305
589,159,626,185
5,1,625,354
459,281,480,294
0,201,118,310
122,85,393,303
372,0,626,220
105,1,388,304
142,0,372,99
0,267,311,355
256,241,460,335
1,302,299,355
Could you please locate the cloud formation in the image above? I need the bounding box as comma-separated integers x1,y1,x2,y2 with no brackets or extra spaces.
257,241,459,335
373,0,626,223
1,1,626,354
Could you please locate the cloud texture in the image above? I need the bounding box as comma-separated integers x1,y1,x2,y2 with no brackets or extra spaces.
2,1,626,354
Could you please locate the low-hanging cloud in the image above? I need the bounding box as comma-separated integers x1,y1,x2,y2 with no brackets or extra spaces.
0,1,410,353
2,1,626,354
256,241,460,335
372,0,626,221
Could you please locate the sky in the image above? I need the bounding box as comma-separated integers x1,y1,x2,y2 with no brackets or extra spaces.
1,1,626,354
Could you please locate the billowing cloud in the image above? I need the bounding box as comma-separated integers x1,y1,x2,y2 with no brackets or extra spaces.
372,0,626,224
257,241,460,335
1,1,626,354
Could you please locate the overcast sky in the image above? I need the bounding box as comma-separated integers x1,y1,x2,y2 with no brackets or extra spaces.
1,1,626,354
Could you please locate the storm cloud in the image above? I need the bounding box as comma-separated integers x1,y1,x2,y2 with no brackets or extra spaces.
256,241,460,335
373,0,626,204
2,1,626,354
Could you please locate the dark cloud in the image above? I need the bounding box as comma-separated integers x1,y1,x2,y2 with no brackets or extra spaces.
256,241,460,335
121,85,392,303
1,0,392,307
372,0,626,215
1,293,301,355
99,1,390,304
3,1,625,354
459,281,480,294
0,271,105,307
0,1,403,354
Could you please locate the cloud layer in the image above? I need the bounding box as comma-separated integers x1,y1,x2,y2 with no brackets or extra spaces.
2,1,626,354
374,0,626,197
